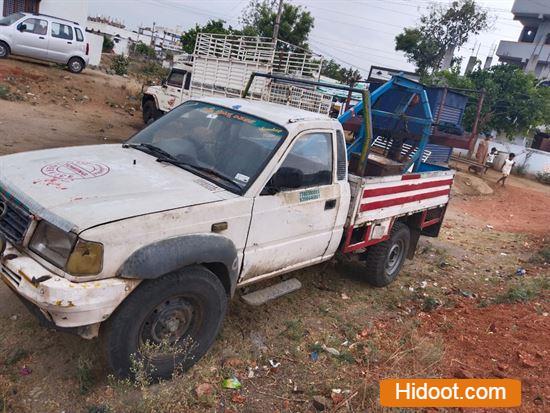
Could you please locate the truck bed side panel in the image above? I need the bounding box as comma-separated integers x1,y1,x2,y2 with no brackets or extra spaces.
348,170,455,227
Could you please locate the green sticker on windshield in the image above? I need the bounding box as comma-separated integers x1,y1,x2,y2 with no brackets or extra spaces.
299,188,320,202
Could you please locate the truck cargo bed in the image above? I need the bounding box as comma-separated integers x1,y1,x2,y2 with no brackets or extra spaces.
347,169,455,227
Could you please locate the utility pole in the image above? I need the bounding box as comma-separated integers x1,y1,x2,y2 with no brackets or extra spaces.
272,0,284,43
150,21,156,47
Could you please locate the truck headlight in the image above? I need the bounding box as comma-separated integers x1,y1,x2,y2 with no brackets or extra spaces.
29,221,76,268
29,221,103,275
66,238,103,275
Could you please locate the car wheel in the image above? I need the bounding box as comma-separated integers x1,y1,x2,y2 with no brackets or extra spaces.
0,42,9,59
67,57,84,74
362,222,410,287
142,99,160,124
102,265,228,380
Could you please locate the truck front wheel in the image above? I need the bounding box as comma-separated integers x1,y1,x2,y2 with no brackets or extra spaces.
362,222,410,287
102,265,227,380
142,99,161,124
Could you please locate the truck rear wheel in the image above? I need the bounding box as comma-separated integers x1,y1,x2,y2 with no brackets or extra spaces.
362,222,410,287
102,265,227,380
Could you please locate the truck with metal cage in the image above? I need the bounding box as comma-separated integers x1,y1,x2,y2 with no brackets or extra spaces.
0,72,454,380
141,33,333,123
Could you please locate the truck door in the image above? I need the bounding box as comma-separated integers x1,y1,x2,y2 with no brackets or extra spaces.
159,69,187,112
240,131,341,281
12,18,49,60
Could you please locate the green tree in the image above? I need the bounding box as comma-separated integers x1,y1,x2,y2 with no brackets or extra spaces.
340,67,363,109
180,19,240,54
240,0,314,49
321,59,346,82
134,42,156,58
102,35,114,53
395,0,489,75
425,65,550,138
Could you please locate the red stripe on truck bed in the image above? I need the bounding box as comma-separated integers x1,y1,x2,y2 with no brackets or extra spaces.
402,174,421,180
360,189,451,212
363,179,453,198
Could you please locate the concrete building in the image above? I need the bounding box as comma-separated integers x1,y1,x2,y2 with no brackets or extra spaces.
86,16,139,56
496,0,550,80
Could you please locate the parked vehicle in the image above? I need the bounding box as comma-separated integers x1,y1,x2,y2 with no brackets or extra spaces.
0,12,89,73
142,33,332,124
0,72,454,380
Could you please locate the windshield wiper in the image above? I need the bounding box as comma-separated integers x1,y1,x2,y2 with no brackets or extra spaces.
123,143,175,160
156,157,242,191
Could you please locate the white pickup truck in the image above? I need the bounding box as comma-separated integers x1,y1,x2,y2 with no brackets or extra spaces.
0,89,454,379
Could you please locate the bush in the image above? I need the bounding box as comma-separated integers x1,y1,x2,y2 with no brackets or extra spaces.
0,83,10,100
102,35,114,53
134,42,156,59
514,164,527,176
110,55,129,76
140,61,169,78
536,171,550,185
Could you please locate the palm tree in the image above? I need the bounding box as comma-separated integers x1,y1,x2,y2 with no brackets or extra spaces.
340,68,363,110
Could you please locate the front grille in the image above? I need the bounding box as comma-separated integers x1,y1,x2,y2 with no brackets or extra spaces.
0,192,33,244
1,265,21,286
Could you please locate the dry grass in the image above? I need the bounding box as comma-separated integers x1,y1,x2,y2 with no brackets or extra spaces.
0,218,548,412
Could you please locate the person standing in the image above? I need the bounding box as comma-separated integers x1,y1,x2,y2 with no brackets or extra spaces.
485,147,498,172
496,153,515,187
475,136,490,165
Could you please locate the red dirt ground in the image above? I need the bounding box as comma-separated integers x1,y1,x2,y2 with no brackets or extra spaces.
421,299,550,412
452,184,550,235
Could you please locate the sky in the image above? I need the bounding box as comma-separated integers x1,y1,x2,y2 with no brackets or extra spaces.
87,0,524,77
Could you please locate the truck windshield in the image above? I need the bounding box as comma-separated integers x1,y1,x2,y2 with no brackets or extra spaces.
0,13,24,26
127,101,288,192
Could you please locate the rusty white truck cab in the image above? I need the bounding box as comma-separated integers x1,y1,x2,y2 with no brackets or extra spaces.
0,97,353,378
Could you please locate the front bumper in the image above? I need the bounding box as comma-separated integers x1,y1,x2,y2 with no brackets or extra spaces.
1,242,140,329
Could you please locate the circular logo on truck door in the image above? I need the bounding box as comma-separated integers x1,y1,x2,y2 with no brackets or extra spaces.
41,161,110,180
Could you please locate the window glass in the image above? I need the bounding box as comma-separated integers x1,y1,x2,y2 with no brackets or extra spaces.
167,71,185,87
0,13,24,26
278,132,333,188
75,28,84,42
335,130,347,180
51,22,73,40
127,101,287,192
184,73,192,90
20,18,48,35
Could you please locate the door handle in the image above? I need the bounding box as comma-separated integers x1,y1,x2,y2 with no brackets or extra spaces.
67,41,72,44
39,36,45,39
325,199,336,210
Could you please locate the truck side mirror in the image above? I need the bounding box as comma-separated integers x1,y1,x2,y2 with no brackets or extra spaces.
17,23,27,32
161,79,167,88
263,167,303,195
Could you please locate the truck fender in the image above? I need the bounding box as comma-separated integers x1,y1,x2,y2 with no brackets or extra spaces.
116,234,239,297
141,93,159,110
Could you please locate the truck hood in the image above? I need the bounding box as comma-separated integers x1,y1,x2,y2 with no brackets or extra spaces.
0,144,235,232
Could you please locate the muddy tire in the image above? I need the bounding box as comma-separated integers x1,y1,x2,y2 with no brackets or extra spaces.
142,99,160,124
0,41,9,59
102,265,227,380
362,222,410,287
67,57,85,74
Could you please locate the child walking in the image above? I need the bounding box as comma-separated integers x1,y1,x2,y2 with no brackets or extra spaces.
496,153,515,187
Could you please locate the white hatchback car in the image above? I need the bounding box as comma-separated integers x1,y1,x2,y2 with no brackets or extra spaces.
0,12,89,73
